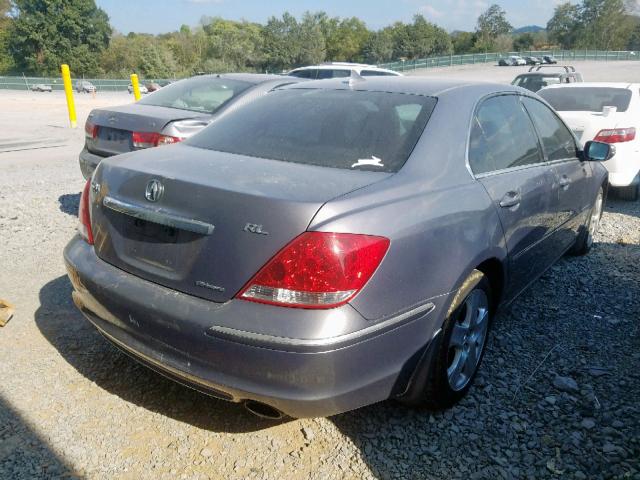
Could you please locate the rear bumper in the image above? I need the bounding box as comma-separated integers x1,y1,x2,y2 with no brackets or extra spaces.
79,148,105,180
63,236,445,418
601,144,640,187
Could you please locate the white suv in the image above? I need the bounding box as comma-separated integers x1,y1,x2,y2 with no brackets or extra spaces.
539,82,640,200
287,62,401,79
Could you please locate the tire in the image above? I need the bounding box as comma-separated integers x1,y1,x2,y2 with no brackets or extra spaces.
570,186,604,256
400,271,493,410
617,178,639,201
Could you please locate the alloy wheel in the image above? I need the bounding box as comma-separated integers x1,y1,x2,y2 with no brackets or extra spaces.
447,289,490,392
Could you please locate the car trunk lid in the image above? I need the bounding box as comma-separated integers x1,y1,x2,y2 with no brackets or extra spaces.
557,110,628,144
86,104,209,157
90,144,391,303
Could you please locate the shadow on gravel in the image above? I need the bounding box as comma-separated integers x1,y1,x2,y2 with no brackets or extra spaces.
58,193,80,217
0,395,80,479
35,275,286,434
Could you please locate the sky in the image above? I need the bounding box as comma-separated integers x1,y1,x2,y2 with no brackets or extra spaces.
95,0,566,35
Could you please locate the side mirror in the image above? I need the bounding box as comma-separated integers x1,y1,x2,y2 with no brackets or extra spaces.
583,141,615,162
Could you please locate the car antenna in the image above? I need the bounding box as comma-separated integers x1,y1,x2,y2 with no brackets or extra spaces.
343,69,366,88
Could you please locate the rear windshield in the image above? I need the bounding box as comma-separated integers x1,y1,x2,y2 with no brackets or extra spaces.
513,75,562,91
187,88,436,172
138,76,253,114
539,87,632,112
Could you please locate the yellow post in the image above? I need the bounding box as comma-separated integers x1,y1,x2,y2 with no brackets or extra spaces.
60,64,77,128
130,73,141,101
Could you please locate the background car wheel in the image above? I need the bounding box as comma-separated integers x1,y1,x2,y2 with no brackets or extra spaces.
400,271,492,410
570,186,604,256
617,176,639,201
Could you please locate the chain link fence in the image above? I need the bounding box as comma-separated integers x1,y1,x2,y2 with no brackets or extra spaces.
378,50,639,72
0,76,174,91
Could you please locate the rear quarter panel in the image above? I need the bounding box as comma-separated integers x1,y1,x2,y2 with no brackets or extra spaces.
309,88,508,321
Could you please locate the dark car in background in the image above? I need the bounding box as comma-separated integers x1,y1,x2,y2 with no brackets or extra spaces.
512,65,583,92
65,77,611,418
523,56,542,65
79,73,302,179
543,55,558,64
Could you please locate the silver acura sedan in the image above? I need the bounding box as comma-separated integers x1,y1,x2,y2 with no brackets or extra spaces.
64,77,611,418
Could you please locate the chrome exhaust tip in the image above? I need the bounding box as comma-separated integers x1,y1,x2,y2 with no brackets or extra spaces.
243,400,284,420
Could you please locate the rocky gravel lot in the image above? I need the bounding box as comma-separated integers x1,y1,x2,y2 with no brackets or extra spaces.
0,88,639,479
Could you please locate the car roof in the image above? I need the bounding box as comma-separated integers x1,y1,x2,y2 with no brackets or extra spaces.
290,64,396,72
211,73,298,84
282,76,524,99
516,72,568,78
541,82,637,90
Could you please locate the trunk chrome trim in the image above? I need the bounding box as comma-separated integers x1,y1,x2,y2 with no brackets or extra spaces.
103,195,215,235
206,301,435,350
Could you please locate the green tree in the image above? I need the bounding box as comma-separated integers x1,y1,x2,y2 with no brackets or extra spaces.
261,13,300,72
0,0,13,73
450,31,477,54
201,17,264,72
513,32,535,51
362,29,394,63
9,0,111,76
576,0,633,49
475,4,512,51
325,17,370,61
547,2,580,48
297,12,326,65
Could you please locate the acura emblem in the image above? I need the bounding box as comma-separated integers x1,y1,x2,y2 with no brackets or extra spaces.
145,179,164,202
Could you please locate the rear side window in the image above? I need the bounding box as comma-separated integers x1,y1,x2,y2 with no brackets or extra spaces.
290,69,316,79
539,87,632,112
138,76,252,114
187,89,437,173
361,70,397,77
522,97,577,161
469,95,542,174
317,69,351,79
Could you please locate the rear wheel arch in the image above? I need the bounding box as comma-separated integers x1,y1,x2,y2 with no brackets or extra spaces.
475,258,505,312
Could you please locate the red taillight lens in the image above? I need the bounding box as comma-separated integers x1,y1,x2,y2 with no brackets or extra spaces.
156,134,183,146
132,131,159,149
78,179,94,245
238,232,390,309
594,127,636,144
132,132,182,148
84,121,98,139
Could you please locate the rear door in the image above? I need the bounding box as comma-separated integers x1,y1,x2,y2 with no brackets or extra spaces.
469,94,556,299
521,96,589,251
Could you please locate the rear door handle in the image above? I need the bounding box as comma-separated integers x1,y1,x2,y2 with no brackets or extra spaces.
559,176,571,189
499,191,521,208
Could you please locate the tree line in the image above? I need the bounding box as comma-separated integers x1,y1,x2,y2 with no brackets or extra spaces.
0,0,639,79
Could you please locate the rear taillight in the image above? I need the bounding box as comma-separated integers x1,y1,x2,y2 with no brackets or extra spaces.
78,179,94,245
156,134,182,145
238,232,390,309
594,127,636,144
84,121,98,139
132,132,183,149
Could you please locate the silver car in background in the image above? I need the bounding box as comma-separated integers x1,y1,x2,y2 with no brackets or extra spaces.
65,78,611,418
79,74,303,179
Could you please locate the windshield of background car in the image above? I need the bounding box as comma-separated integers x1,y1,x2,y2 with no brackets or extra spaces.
137,77,253,114
187,88,437,172
539,87,632,112
513,75,561,91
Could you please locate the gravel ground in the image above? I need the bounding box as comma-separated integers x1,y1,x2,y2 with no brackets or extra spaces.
0,81,639,479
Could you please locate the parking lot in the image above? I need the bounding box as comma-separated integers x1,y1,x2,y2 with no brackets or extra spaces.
0,62,639,479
